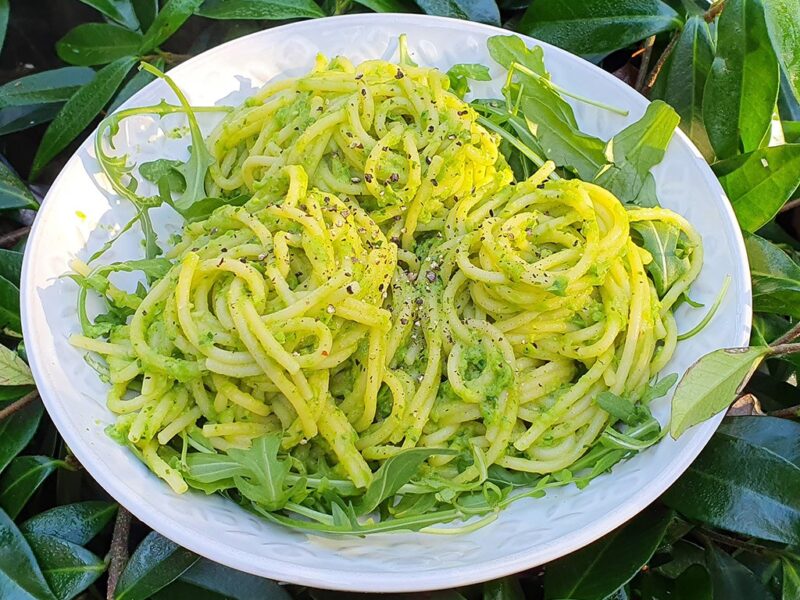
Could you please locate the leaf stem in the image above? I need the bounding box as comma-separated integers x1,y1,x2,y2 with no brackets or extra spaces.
768,342,800,357
0,390,38,421
768,404,800,419
635,36,656,93
106,506,132,600
0,225,31,248
779,197,800,213
644,32,680,95
773,320,800,345
704,0,727,22
508,62,629,116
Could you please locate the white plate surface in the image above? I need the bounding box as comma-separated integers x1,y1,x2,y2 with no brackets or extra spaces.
21,14,752,592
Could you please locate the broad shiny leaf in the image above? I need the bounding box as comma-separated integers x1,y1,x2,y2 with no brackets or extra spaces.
0,390,40,473
519,0,682,57
744,233,800,318
706,545,772,600
414,0,500,25
764,0,800,102
0,161,37,211
140,0,204,52
25,533,105,600
544,507,673,600
0,344,31,386
351,0,417,11
670,346,768,438
115,532,198,600
783,559,800,600
0,0,9,55
79,0,141,30
0,456,61,519
0,67,95,109
57,24,144,66
0,104,62,137
0,508,56,599
650,16,714,161
153,558,292,600
196,0,324,19
703,0,779,159
663,423,800,545
714,144,800,232
21,501,117,545
31,56,137,179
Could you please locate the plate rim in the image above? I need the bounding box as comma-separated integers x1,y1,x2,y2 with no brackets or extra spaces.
21,12,753,592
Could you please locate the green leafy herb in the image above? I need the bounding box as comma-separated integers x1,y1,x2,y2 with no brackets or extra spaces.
631,220,689,295
595,100,680,206
446,63,491,99
227,434,293,511
356,447,455,515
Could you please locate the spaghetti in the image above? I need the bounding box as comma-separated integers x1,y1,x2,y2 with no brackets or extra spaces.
71,43,703,529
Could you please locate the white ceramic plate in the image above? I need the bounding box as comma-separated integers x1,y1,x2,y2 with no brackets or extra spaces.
22,14,752,592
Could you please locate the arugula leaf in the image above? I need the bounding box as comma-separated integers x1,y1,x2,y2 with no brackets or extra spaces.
446,63,491,99
641,373,678,403
594,101,680,206
139,63,215,216
487,35,606,180
227,435,292,511
596,392,639,426
139,158,187,203
631,220,690,295
355,447,455,515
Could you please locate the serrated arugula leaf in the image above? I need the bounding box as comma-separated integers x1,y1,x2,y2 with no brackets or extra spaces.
595,101,679,206
446,63,491,99
631,220,690,296
227,434,292,511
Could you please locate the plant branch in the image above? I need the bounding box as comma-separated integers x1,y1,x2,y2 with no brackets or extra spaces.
695,528,781,557
106,507,133,600
773,321,800,345
643,32,680,95
705,0,727,22
635,36,656,93
0,225,30,248
767,342,800,357
769,405,800,419
780,198,800,213
0,390,38,421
